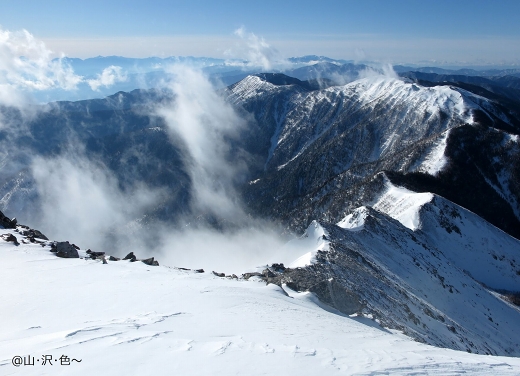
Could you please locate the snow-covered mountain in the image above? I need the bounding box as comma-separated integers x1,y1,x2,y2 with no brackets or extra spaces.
1,66,520,370
228,74,520,238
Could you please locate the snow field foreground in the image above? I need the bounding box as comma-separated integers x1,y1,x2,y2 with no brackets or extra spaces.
1,231,520,375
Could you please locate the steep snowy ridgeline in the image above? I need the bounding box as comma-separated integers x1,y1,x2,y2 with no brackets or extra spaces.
372,181,520,291
279,207,520,356
263,76,474,171
372,183,433,230
417,195,520,292
226,75,309,105
2,229,520,375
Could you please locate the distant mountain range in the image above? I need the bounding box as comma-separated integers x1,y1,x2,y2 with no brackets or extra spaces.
33,55,520,103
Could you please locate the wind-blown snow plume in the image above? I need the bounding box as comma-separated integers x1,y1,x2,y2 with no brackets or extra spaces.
158,66,248,220
31,151,163,252
232,27,281,70
358,62,398,80
151,65,289,272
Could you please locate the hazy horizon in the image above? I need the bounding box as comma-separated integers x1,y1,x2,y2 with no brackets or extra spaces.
0,0,519,67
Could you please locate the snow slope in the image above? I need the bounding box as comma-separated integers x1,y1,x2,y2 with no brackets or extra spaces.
2,228,520,375
374,181,520,291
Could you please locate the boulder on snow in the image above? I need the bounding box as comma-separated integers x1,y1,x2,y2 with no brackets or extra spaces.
141,257,159,266
55,241,79,258
109,256,120,261
2,233,19,245
123,252,137,262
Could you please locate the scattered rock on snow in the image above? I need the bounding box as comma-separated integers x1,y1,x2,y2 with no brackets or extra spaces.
20,228,48,240
86,250,106,259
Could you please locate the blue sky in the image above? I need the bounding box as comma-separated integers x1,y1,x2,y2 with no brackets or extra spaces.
1,0,519,65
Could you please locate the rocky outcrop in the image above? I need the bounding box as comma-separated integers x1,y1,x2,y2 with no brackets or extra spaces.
52,241,79,258
0,210,17,229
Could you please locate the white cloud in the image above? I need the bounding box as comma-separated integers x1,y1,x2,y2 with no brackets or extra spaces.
158,65,248,220
31,152,163,252
87,65,127,91
0,27,83,102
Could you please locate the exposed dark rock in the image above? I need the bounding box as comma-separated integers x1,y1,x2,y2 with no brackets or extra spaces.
72,244,80,250
123,252,137,262
20,228,48,240
504,293,520,307
55,241,79,258
212,271,225,277
242,272,263,280
2,233,19,245
0,210,17,229
271,263,286,272
141,257,159,266
263,268,276,278
308,279,364,315
109,256,120,261
86,250,106,259
195,269,204,273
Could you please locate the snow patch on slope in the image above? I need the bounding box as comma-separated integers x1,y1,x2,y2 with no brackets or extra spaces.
415,130,450,175
276,220,329,268
372,182,433,230
337,206,369,231
369,181,520,292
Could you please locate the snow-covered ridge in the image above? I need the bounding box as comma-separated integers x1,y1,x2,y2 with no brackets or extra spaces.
311,199,520,356
332,76,474,124
235,75,479,174
371,181,520,291
226,75,308,104
372,183,433,230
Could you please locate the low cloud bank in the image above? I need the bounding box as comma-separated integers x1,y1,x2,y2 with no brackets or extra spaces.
31,151,164,254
